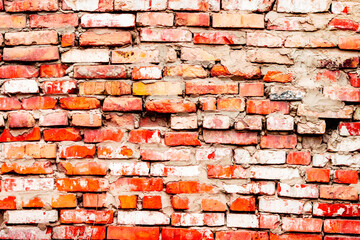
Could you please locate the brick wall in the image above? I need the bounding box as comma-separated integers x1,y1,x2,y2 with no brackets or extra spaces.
0,0,359,239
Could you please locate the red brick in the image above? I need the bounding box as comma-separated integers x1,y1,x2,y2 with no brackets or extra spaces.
269,233,322,240
166,181,216,194
71,112,102,127
0,98,21,110
247,100,290,114
165,132,201,146
0,65,38,78
1,161,52,175
60,161,107,175
349,73,360,87
339,122,360,136
5,30,58,46
339,36,360,50
313,202,360,217
137,12,174,27
324,219,360,234
186,81,238,95
171,196,189,210
84,128,124,143
79,81,131,96
320,185,358,201
79,31,132,46
146,99,196,113
217,98,245,111
107,226,159,240
316,69,340,82
329,18,359,31
203,130,258,145
324,86,360,102
30,13,79,28
60,97,100,110
8,112,35,128
213,13,264,28
334,170,359,184
239,82,264,96
53,226,106,240
60,145,96,159
230,197,256,212
282,218,323,232
4,0,58,12
57,178,109,192
3,46,59,62
0,15,26,28
83,194,107,208
260,135,297,149
103,97,143,111
306,168,330,182
0,196,17,209
118,195,137,209
0,127,41,142
143,196,162,210
207,165,246,179
61,32,75,47
194,32,245,45
129,129,161,144
22,97,57,110
264,71,293,83
40,64,69,78
287,152,311,165
40,111,68,127
201,199,226,212
60,209,113,224
74,65,127,79
162,228,213,240
216,231,268,240
42,80,77,94
140,28,192,42
175,13,210,27
43,128,81,142
110,178,163,192
97,144,138,159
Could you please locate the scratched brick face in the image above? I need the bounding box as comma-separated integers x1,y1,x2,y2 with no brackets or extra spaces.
0,0,358,239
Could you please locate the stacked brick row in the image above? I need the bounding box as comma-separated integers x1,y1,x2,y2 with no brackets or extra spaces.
0,0,359,239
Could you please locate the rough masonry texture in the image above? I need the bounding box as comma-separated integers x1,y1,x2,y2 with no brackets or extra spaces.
0,0,359,239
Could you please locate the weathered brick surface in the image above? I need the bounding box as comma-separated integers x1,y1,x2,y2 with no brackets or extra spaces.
0,0,358,238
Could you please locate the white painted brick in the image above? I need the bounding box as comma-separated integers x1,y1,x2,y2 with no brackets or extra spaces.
81,13,135,27
115,0,167,11
277,0,331,13
267,115,294,131
150,164,200,177
196,148,233,162
223,0,275,11
172,213,224,226
252,150,286,164
224,181,275,195
249,167,300,180
61,49,110,63
313,153,331,167
332,154,360,167
234,149,252,164
171,114,198,129
0,227,51,240
117,211,169,225
5,210,58,224
259,197,311,214
203,115,230,129
3,80,38,94
3,178,54,192
109,162,149,176
227,214,259,228
98,143,139,159
168,0,220,11
278,183,319,198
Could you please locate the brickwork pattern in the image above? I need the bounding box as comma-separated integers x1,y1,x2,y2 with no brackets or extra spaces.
0,0,359,239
